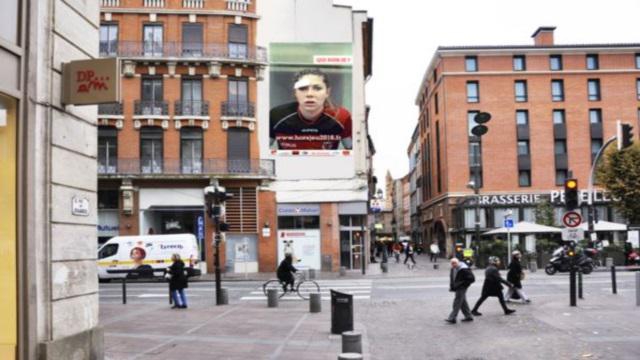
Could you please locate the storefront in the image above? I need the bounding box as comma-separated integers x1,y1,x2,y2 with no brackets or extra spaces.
276,204,322,270
0,93,18,359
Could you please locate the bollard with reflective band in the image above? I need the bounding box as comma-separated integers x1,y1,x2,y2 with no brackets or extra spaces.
221,288,229,305
342,331,362,354
338,353,363,360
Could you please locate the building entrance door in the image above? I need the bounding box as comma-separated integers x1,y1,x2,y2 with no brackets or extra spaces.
0,94,17,358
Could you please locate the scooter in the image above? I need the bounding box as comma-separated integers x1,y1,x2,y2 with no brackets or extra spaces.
545,246,594,275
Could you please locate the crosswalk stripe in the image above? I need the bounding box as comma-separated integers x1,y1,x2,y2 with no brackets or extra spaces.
240,295,370,301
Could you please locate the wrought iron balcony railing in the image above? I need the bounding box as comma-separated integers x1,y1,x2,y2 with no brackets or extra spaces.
104,41,267,63
175,100,209,117
98,103,123,116
221,101,255,118
98,158,275,177
134,100,169,116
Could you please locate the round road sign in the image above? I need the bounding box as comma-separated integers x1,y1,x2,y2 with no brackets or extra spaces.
562,211,582,228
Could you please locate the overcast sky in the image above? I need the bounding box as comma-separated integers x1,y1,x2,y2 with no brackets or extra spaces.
333,0,640,191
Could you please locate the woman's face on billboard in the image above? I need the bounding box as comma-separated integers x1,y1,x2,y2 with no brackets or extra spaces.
294,74,330,117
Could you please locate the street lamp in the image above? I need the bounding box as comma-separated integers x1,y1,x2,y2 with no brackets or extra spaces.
468,111,492,250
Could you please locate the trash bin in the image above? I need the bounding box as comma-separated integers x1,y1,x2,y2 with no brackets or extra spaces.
331,290,353,334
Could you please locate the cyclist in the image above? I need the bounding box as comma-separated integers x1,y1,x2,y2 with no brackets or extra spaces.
277,253,298,292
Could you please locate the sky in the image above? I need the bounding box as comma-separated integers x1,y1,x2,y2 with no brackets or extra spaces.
333,0,640,190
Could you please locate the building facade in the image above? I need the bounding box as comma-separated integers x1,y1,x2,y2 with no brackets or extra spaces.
408,124,424,249
97,0,274,274
2,0,103,358
257,0,373,272
416,27,639,256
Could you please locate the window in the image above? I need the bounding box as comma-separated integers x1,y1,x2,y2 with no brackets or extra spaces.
555,170,568,185
550,55,562,71
588,79,601,101
465,56,478,72
586,54,599,70
432,69,438,83
228,24,247,59
517,141,530,155
636,53,640,69
591,139,603,160
519,170,531,187
98,190,119,209
181,78,202,116
553,109,565,124
143,24,163,56
98,127,117,173
182,23,203,56
513,55,526,71
140,127,163,174
278,216,320,229
100,24,118,56
141,77,163,115
434,93,439,114
589,109,602,124
98,244,119,259
469,168,483,188
554,140,567,154
469,142,482,167
514,80,527,102
516,110,528,125
466,81,479,103
228,128,250,173
180,128,202,174
551,80,564,101
637,79,640,100
467,111,479,136
228,78,249,116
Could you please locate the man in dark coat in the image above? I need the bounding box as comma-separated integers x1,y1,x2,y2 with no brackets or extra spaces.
277,254,298,292
168,254,188,309
505,250,531,303
471,256,515,316
446,257,475,324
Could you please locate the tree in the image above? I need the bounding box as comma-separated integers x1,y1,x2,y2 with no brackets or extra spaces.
534,199,556,227
597,143,640,224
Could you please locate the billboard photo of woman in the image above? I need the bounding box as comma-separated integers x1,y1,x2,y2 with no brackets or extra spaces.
269,68,352,151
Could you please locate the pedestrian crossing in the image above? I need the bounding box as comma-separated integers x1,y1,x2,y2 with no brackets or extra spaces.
240,279,373,301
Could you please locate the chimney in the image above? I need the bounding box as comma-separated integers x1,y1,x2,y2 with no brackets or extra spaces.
531,26,556,46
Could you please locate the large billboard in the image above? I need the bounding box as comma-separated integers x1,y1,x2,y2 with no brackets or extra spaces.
269,43,353,156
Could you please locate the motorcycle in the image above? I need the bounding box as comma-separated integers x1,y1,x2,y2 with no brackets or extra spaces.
545,246,594,275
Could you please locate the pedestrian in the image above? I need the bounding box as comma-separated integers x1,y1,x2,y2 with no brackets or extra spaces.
430,241,440,263
505,250,531,303
471,256,516,316
392,242,402,263
167,253,188,309
277,253,298,293
403,241,416,268
446,258,475,324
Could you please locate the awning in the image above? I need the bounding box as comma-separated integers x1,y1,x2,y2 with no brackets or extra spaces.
579,220,627,232
483,221,562,235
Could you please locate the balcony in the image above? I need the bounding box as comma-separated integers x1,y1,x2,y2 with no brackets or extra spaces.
144,0,165,7
183,0,204,8
221,101,255,118
107,41,267,64
226,0,251,12
175,100,209,117
100,0,120,7
134,100,169,117
98,103,123,116
98,158,275,178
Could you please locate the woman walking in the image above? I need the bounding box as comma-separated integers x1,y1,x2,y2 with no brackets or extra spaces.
168,253,188,309
505,250,531,303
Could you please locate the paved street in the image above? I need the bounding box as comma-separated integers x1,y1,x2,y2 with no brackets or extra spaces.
100,256,640,359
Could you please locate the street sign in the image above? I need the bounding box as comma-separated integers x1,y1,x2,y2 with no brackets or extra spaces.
562,228,584,241
370,199,382,213
562,211,582,228
504,218,514,228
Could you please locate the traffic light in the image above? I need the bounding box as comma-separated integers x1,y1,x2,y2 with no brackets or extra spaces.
564,178,579,210
621,123,633,149
471,112,492,137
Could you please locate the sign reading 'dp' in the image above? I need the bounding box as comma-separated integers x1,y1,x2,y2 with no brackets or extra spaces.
62,58,120,105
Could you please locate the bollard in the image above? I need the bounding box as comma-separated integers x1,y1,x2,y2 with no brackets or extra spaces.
578,271,583,299
122,278,127,305
433,263,439,270
342,331,362,354
611,266,617,294
310,292,321,313
529,261,537,273
309,268,316,280
381,262,388,273
220,288,229,305
339,266,347,277
636,272,640,307
338,353,363,360
267,289,279,308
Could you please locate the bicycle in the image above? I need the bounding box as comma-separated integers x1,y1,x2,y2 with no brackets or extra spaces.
262,271,320,300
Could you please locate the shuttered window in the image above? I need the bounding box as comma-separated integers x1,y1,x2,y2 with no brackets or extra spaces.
225,187,257,233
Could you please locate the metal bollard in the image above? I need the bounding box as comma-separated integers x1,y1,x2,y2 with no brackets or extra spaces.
529,261,537,273
220,288,229,305
309,268,316,280
339,266,347,277
309,292,321,313
433,263,439,270
338,353,363,360
122,278,127,305
381,262,388,273
267,289,279,308
578,271,583,299
611,266,617,294
342,331,362,354
636,272,640,307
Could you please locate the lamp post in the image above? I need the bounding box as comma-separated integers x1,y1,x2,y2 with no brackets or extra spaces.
468,111,492,250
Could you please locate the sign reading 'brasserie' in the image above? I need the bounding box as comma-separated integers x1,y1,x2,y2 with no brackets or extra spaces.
475,189,614,206
62,58,120,105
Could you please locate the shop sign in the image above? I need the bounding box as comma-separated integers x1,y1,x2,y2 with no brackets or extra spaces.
62,57,120,105
277,204,320,216
474,190,613,207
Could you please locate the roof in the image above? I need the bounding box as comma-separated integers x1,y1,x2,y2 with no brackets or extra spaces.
438,43,640,51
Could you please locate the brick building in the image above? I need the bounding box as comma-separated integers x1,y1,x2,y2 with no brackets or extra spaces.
416,27,639,256
97,0,274,273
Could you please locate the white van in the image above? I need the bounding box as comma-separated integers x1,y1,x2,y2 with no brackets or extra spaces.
97,233,201,280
